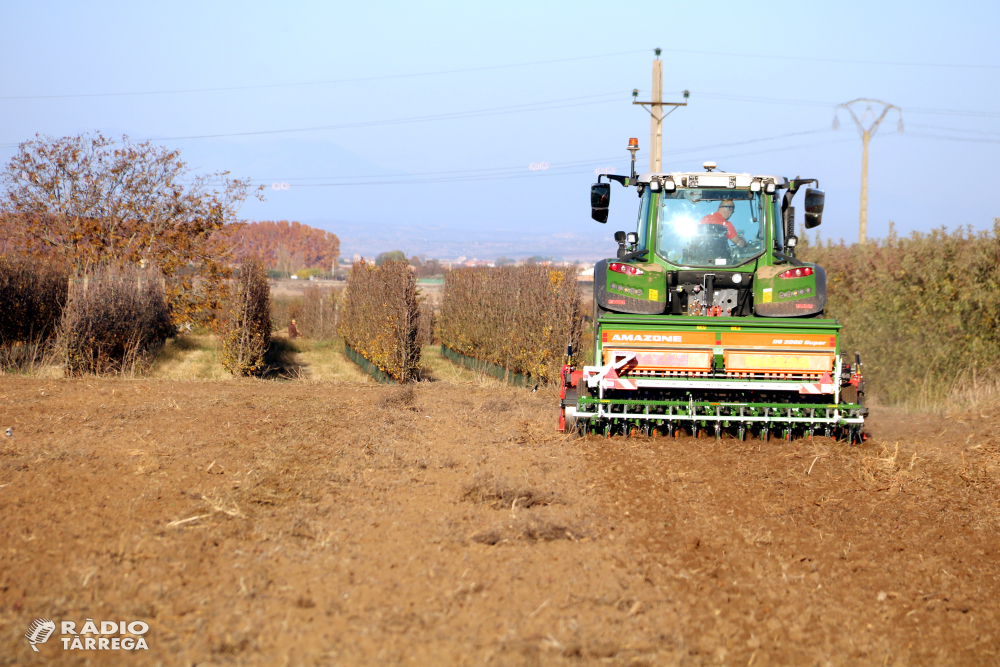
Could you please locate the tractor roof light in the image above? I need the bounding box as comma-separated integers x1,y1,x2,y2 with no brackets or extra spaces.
778,267,814,279
649,179,660,191
609,262,645,276
750,181,761,192
662,179,676,192
765,182,776,194
628,138,639,148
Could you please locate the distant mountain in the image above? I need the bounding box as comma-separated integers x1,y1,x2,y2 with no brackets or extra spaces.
175,136,621,262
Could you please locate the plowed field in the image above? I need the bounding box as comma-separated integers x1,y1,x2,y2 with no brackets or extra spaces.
2,376,999,665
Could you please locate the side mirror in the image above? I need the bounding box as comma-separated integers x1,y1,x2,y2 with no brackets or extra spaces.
804,188,825,229
591,183,610,223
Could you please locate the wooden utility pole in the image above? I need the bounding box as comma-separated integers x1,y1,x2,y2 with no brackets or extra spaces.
632,48,688,173
835,99,902,244
650,58,662,173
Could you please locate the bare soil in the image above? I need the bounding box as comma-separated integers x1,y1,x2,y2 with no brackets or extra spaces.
2,375,1000,665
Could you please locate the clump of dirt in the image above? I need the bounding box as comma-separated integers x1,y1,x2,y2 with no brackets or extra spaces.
471,514,576,546
376,384,417,411
462,470,557,509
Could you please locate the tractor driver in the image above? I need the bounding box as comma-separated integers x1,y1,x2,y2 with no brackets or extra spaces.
700,200,747,248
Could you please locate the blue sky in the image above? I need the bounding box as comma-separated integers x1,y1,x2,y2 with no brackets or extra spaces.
2,1,998,259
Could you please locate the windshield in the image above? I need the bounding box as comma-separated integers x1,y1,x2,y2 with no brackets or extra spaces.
654,189,765,267
635,186,653,252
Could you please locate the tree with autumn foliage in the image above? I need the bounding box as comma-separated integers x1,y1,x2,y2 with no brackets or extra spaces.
0,133,260,327
235,220,340,275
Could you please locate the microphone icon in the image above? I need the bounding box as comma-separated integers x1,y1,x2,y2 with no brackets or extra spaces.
25,619,56,652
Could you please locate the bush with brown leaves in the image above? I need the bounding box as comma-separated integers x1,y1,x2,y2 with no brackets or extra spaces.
297,285,339,339
60,263,174,376
436,265,583,383
801,221,1000,407
220,258,272,376
0,254,68,344
337,259,420,383
0,254,69,371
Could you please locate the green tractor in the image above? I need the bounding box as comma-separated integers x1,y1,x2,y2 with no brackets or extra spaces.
559,139,867,442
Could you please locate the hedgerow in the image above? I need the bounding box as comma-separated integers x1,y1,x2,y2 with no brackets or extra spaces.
61,263,174,376
0,254,67,344
801,221,1000,407
436,265,584,383
220,258,272,376
337,260,420,383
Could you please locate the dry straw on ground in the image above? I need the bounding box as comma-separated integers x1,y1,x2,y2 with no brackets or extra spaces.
60,263,174,376
219,258,271,376
436,265,584,383
337,259,421,382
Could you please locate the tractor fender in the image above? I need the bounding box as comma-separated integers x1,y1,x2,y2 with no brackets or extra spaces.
594,259,666,315
754,265,827,317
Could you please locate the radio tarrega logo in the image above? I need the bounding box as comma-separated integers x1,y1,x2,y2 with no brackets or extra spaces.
25,619,55,652
24,618,150,652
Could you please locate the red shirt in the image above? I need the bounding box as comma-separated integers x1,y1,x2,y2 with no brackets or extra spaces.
700,212,738,240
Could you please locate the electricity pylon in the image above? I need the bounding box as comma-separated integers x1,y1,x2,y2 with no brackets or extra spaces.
632,48,689,172
834,99,903,244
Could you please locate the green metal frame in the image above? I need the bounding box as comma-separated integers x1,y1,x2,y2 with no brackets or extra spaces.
575,397,864,425
440,345,535,387
344,343,401,385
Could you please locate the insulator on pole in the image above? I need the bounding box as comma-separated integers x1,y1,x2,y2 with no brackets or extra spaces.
832,115,840,131
897,118,904,133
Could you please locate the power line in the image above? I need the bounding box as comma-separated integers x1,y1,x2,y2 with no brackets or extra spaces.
702,138,861,163
906,132,1000,144
693,90,1000,119
0,50,648,101
253,154,630,183
907,106,1000,119
0,92,629,146
263,138,858,187
147,92,628,141
249,129,832,184
662,129,829,157
4,91,992,149
909,123,1000,136
661,47,1000,71
260,130,842,186
3,45,994,102
693,91,831,109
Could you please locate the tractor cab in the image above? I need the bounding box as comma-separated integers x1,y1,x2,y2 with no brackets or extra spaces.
591,158,826,319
